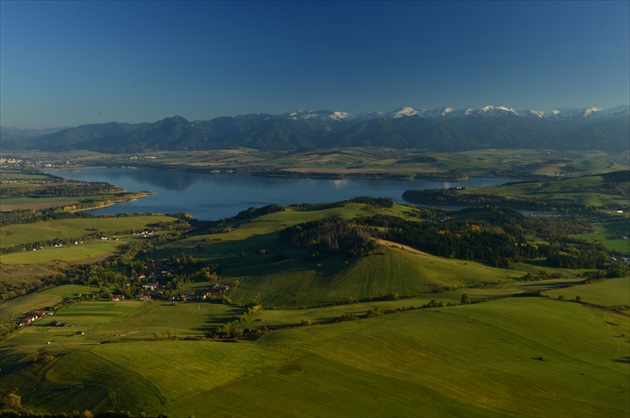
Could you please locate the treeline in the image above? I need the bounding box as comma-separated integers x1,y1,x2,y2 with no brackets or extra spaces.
545,246,609,269
0,208,95,226
232,204,285,220
402,188,589,211
289,196,394,212
359,213,540,268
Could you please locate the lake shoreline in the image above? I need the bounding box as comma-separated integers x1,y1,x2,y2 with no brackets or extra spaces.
45,167,528,221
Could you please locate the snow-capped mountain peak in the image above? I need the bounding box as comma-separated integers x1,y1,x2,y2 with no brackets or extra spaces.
283,105,628,122
583,107,601,117
284,110,349,121
478,105,519,116
389,107,418,118
441,107,455,117
330,111,349,121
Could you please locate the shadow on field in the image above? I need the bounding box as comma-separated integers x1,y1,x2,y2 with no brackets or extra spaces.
191,306,246,333
522,259,551,268
611,357,630,363
520,281,579,288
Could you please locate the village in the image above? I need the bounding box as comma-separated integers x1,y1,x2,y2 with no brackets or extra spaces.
18,255,233,328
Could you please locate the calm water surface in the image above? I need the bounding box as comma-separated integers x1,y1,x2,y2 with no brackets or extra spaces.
50,168,524,220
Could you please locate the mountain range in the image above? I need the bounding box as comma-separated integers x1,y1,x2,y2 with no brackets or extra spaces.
2,105,628,153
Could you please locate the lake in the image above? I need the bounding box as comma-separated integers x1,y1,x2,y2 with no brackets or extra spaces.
49,168,524,220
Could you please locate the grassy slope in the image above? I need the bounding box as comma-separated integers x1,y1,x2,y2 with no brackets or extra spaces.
1,239,127,264
0,215,177,248
1,298,627,417
0,285,99,323
225,245,517,308
457,175,629,210
544,277,630,307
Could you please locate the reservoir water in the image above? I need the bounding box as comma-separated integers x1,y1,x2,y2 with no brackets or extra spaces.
49,168,524,221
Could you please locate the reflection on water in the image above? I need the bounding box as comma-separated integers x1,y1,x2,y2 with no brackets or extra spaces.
48,167,525,221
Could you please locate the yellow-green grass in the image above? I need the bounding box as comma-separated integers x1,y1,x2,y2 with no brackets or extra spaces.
0,215,177,248
2,301,244,360
0,262,63,284
543,277,630,307
1,239,127,264
21,301,244,342
1,297,627,416
226,245,521,308
511,260,592,276
458,175,629,209
0,172,50,180
0,285,100,323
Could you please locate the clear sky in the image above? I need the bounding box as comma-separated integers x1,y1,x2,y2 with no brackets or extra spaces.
1,1,629,128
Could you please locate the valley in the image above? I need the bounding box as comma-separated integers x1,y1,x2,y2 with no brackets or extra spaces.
0,162,628,416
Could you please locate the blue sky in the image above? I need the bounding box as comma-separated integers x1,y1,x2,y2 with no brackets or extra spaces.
1,1,629,128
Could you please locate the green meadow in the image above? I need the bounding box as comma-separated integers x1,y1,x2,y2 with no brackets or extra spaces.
1,296,627,417
0,215,177,248
544,276,630,307
1,239,126,264
226,245,517,308
0,285,99,323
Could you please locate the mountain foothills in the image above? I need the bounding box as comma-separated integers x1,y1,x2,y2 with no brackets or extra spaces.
2,105,628,153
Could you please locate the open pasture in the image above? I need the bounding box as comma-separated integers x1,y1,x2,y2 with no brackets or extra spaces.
6,299,244,349
0,214,177,248
456,174,629,210
239,277,586,329
1,297,627,417
226,245,520,308
1,239,126,264
0,284,99,323
543,276,630,307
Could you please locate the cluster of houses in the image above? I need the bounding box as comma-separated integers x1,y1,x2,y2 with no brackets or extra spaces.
18,309,51,327
111,258,232,302
132,230,155,238
114,281,231,302
165,283,232,302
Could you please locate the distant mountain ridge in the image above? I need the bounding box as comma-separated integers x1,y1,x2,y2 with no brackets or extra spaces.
2,105,628,153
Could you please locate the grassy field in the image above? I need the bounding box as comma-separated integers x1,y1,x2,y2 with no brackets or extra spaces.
458,175,629,209
1,239,127,264
188,243,519,308
0,296,627,417
0,284,99,323
0,215,177,248
543,277,630,307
